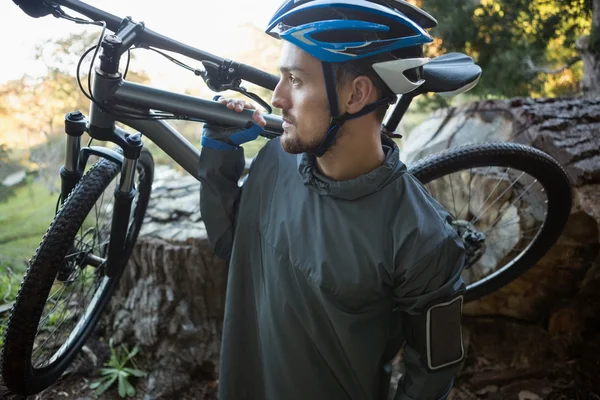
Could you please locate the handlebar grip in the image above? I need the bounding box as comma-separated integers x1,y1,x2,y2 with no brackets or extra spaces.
236,63,279,91
13,0,54,18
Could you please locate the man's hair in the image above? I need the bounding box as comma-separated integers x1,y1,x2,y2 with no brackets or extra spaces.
332,62,392,122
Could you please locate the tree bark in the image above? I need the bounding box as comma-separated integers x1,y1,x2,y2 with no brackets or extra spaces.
104,166,226,400
577,35,600,96
577,0,600,96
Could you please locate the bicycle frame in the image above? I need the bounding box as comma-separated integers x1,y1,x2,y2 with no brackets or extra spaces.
49,0,414,278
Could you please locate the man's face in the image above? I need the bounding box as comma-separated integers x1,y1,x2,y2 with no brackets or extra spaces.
271,42,331,154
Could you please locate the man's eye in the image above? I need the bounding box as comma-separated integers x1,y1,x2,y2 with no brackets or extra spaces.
289,76,300,85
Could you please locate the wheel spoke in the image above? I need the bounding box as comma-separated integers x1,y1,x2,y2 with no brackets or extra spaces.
485,179,538,228
469,168,510,223
8,154,152,379
472,170,525,225
33,288,76,363
449,173,458,218
456,167,478,220
34,264,101,367
406,144,570,303
38,284,71,332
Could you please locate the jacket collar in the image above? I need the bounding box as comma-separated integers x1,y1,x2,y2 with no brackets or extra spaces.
297,135,406,200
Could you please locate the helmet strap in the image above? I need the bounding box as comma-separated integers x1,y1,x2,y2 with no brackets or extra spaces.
311,62,396,158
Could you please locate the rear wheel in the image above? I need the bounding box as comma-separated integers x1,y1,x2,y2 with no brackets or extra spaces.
408,142,572,301
1,149,154,396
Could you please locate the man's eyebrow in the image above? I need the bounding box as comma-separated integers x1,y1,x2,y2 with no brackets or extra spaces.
278,65,308,74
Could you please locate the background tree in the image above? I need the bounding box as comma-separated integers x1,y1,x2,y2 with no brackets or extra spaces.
0,31,152,191
0,144,19,202
415,0,593,98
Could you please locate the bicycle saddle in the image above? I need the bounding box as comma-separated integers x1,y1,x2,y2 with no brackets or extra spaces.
421,53,482,95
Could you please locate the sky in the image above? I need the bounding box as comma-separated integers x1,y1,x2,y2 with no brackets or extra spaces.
0,0,283,87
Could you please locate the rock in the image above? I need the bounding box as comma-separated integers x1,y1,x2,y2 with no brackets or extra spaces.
1,170,26,187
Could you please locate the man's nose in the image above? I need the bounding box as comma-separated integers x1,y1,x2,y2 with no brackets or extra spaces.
271,81,290,110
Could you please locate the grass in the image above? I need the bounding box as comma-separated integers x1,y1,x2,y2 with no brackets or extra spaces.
0,182,57,270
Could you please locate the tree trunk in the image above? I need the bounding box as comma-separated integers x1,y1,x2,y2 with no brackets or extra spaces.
104,166,227,400
401,97,600,398
577,36,600,96
578,0,600,96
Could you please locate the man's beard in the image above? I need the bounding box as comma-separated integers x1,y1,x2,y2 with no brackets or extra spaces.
280,133,323,154
280,116,330,155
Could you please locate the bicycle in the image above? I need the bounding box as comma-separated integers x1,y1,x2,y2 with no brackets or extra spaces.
1,0,573,396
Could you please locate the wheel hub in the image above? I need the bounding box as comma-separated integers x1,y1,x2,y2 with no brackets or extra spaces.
452,220,486,269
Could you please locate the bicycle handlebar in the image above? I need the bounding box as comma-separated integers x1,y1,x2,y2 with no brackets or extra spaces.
15,0,417,134
140,26,280,90
19,0,280,90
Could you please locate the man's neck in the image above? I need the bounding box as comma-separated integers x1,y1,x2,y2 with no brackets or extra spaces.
315,119,386,182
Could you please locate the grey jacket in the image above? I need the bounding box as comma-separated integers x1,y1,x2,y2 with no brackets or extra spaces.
198,135,466,400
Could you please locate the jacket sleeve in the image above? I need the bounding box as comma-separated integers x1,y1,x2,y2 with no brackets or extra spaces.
392,229,467,400
198,146,246,260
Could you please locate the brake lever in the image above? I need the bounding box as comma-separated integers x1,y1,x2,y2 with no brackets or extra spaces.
200,60,272,114
230,86,273,115
200,60,240,92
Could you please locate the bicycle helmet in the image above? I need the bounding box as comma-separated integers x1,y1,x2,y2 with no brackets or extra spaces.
266,0,434,156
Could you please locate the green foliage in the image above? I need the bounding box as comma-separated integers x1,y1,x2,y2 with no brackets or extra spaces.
90,340,146,398
420,0,592,98
0,315,6,349
0,264,20,305
0,258,20,349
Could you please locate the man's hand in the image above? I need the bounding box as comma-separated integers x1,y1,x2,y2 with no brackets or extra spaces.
202,97,267,150
216,96,267,128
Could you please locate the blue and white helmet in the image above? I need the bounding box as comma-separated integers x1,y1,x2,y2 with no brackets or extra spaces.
266,0,435,95
266,0,436,156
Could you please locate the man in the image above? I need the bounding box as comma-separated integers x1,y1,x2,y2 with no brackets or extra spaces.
198,1,467,399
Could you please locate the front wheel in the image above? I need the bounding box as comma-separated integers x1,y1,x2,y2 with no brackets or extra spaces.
1,149,154,396
408,142,572,302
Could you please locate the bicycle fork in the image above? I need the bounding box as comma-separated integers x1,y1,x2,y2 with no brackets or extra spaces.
104,134,142,278
60,110,144,279
59,111,87,206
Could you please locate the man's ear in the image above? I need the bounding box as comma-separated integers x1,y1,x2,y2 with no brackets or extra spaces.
344,76,376,115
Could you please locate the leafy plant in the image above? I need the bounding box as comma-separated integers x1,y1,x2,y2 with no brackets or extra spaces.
0,258,21,304
0,272,18,305
0,316,7,348
89,340,146,398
